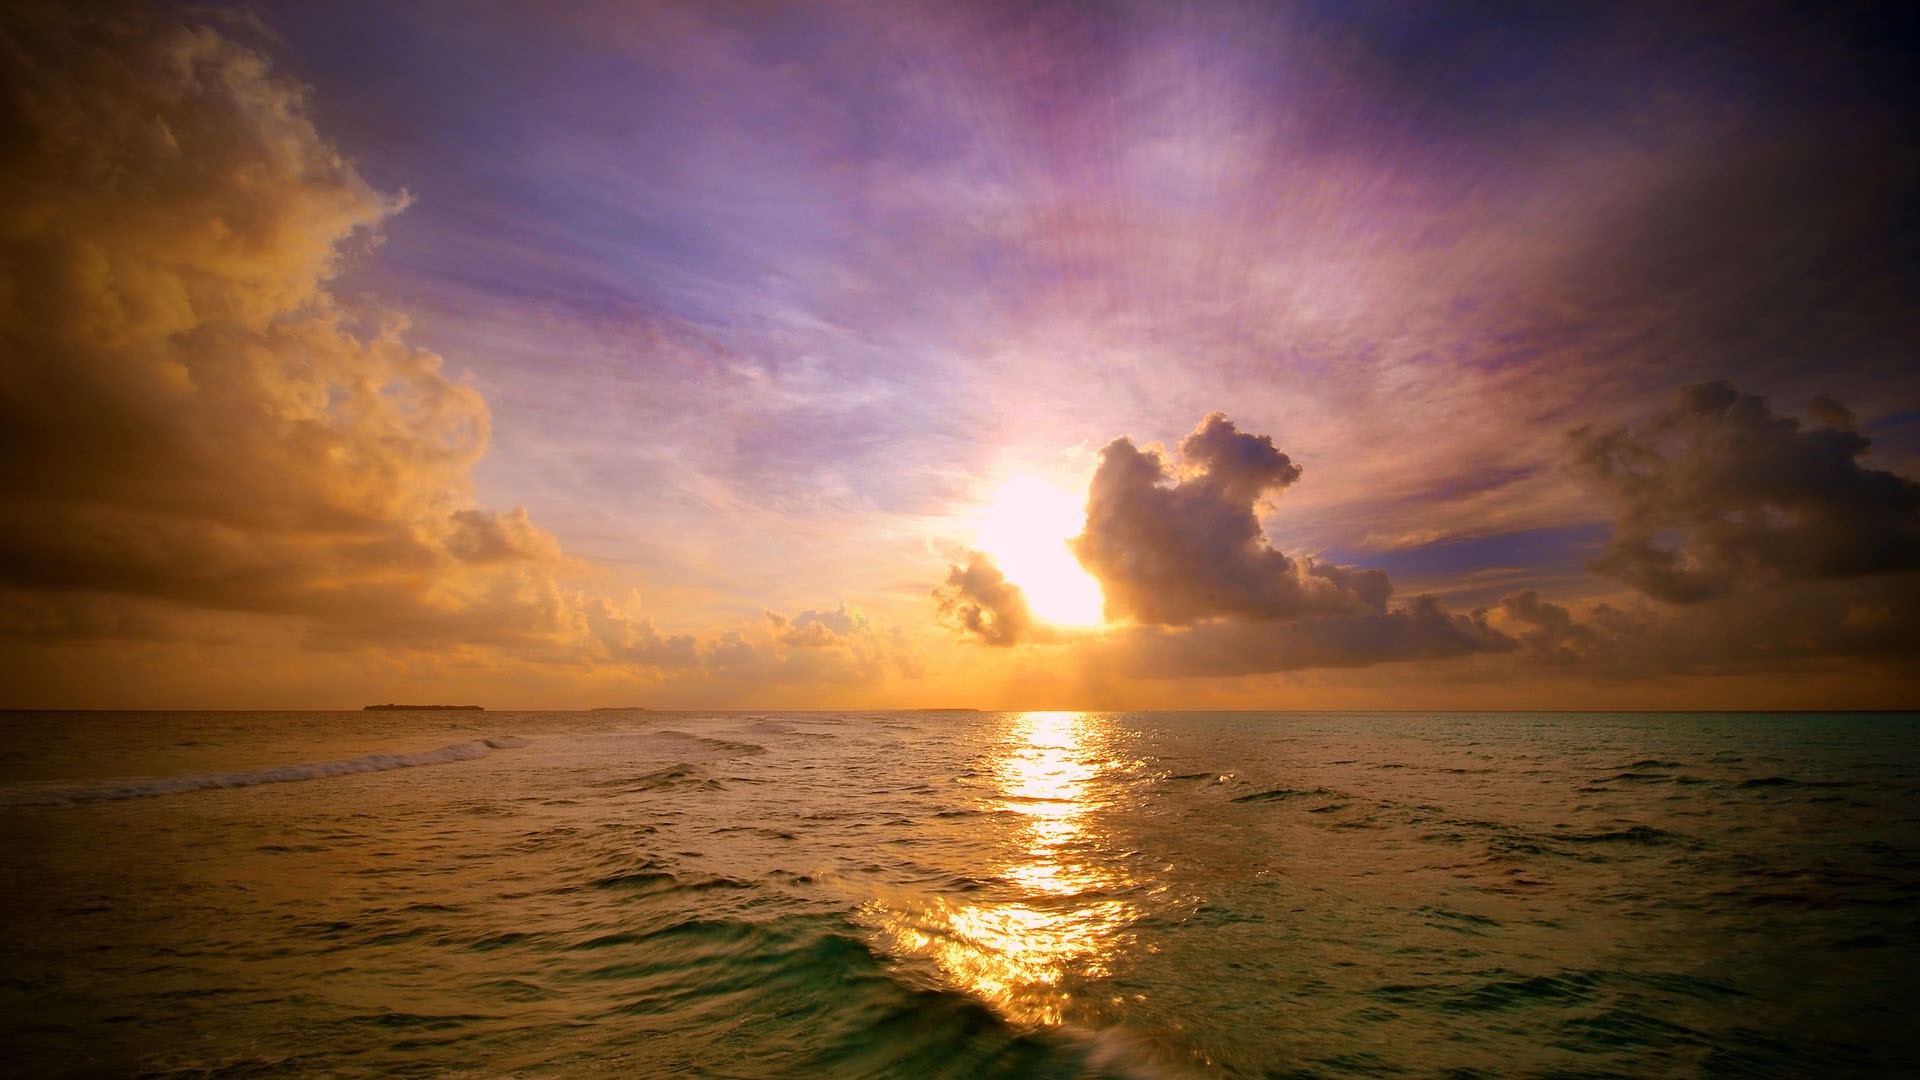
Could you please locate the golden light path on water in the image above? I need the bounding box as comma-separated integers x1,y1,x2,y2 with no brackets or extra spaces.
864,712,1139,1027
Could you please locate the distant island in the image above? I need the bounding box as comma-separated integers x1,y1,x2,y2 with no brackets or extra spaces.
590,706,649,711
363,704,485,711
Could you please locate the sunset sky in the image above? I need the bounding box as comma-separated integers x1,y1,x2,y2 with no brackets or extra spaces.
2,0,1916,709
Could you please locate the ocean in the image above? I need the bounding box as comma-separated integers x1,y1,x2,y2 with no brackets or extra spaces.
2,709,1916,1078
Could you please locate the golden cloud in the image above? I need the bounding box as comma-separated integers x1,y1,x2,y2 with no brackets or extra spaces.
0,3,913,694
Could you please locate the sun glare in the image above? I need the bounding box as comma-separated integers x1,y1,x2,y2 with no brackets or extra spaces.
976,475,1106,628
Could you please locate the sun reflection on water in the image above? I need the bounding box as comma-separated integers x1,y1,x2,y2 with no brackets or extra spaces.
863,711,1139,1026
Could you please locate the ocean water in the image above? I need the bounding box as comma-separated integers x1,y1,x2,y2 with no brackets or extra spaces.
2,709,1916,1078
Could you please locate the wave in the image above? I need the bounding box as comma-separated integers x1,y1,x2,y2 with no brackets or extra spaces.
595,763,724,794
1231,785,1346,804
1738,775,1852,789
581,866,755,895
7,737,524,806
649,730,768,757
554,908,1186,1079
1559,824,1682,845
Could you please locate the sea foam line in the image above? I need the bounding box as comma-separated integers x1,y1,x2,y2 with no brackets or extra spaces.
6,736,526,807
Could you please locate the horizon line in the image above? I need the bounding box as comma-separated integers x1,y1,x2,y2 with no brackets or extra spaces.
1,706,1914,716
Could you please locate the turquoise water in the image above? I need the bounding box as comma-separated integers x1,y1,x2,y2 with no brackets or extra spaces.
2,709,1916,1077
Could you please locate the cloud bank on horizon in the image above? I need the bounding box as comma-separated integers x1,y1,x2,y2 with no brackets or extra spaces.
1,0,1915,708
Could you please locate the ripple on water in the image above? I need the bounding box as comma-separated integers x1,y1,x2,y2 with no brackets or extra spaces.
4,709,1918,1077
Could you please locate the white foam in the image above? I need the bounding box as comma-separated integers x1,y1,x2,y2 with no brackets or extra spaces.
7,737,524,806
1078,1023,1209,1080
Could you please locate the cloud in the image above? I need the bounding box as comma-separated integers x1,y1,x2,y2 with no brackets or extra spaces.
0,587,189,644
770,602,866,647
0,2,556,641
0,2,922,703
1104,595,1513,678
1451,381,1920,685
1072,414,1392,626
1569,381,1920,603
940,412,1514,674
443,507,565,564
932,552,1034,647
699,603,919,689
1483,577,1920,685
1072,416,1368,624
1492,589,1662,668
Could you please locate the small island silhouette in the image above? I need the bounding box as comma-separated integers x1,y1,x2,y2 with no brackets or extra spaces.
363,704,485,711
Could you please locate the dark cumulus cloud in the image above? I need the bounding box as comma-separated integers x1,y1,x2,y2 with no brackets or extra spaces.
1495,589,1653,668
940,413,1513,675
1570,381,1920,604
1073,413,1391,625
932,554,1034,647
1075,414,1511,675
1106,596,1511,679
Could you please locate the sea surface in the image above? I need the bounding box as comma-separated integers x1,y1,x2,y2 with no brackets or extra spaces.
2,709,1917,1078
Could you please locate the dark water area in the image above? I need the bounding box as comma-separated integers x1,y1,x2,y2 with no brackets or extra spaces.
2,709,1917,1077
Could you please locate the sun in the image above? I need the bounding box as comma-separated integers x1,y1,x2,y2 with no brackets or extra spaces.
975,475,1106,628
